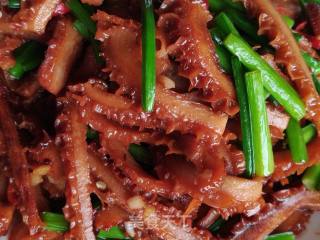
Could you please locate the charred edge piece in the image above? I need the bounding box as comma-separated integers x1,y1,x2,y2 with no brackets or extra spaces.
244,0,320,132
57,102,95,240
38,17,82,95
0,87,43,235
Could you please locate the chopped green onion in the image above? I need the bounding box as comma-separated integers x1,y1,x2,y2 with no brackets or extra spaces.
141,0,156,112
265,232,295,240
245,71,274,176
66,0,96,37
9,40,46,79
302,123,320,190
210,27,224,45
86,126,99,140
312,74,320,94
208,217,226,233
286,118,308,164
208,0,245,13
291,32,320,94
282,16,295,29
302,123,317,143
8,0,20,9
215,45,232,73
128,143,152,170
303,164,320,190
67,0,104,65
215,12,240,39
41,212,69,233
224,33,306,121
97,226,128,240
264,90,271,99
225,9,267,44
293,32,303,42
301,123,319,191
73,19,92,39
231,57,254,177
302,52,320,75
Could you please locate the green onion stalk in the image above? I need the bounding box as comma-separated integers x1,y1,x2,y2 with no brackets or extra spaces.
41,212,69,233
231,57,254,177
97,226,128,240
224,33,306,121
9,40,46,79
141,0,156,112
286,118,308,164
8,0,20,9
245,71,274,176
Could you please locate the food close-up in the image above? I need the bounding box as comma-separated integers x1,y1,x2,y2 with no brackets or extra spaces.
1,0,320,239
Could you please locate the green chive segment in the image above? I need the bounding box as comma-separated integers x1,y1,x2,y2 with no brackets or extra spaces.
282,16,295,29
129,143,153,171
286,118,309,164
302,123,317,143
265,232,295,240
86,126,99,141
245,71,274,176
41,212,69,233
208,0,244,13
208,217,226,233
129,143,151,164
8,0,20,8
231,57,254,177
215,12,240,39
97,226,128,240
141,0,156,112
302,52,320,76
303,164,320,190
224,33,305,121
224,9,267,44
301,123,319,191
66,0,96,37
9,40,46,79
73,19,92,39
210,28,232,73
67,0,104,65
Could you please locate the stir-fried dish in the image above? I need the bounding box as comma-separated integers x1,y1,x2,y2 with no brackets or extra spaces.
1,0,320,239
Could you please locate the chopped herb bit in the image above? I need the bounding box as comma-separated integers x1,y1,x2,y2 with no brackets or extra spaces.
42,212,69,233
9,40,46,79
265,232,295,240
97,226,128,240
